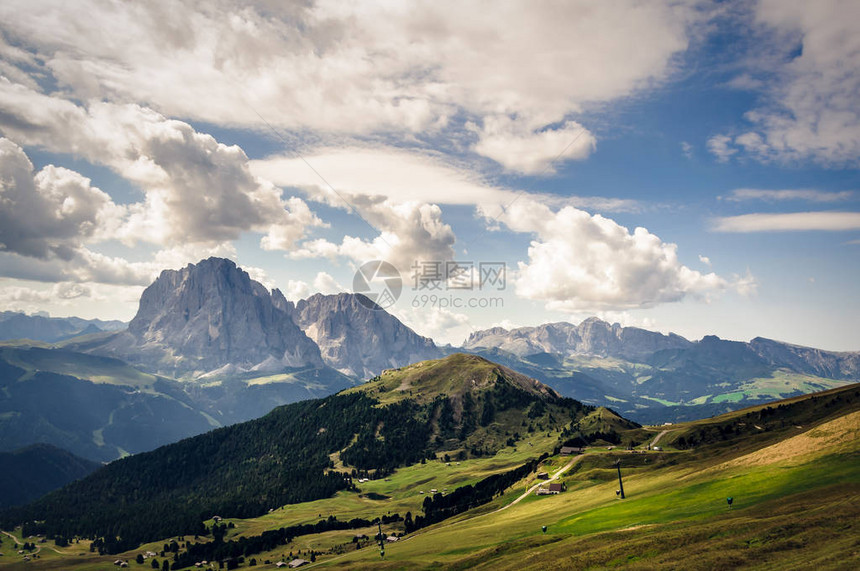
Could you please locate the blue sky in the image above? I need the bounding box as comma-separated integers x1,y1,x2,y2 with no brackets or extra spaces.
0,0,858,349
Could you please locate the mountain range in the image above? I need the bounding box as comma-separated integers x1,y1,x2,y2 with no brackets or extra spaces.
0,311,125,343
1,256,859,465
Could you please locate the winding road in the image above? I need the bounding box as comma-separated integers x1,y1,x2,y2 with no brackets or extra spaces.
496,454,583,512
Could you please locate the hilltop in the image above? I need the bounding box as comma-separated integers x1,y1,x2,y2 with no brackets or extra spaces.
0,354,591,552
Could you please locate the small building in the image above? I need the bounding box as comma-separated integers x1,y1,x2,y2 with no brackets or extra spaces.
275,563,287,568
386,536,400,543
288,559,310,568
549,482,565,493
212,515,222,522
537,471,549,480
560,446,584,455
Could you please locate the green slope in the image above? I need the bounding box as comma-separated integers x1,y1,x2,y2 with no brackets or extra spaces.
2,379,856,570
0,354,592,553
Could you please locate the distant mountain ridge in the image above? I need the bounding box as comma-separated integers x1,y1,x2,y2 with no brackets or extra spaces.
463,317,692,361
464,319,860,379
463,319,860,421
0,311,125,343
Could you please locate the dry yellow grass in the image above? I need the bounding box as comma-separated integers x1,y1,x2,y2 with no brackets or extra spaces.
719,409,860,469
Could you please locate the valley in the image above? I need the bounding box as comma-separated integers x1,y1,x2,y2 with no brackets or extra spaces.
1,364,856,570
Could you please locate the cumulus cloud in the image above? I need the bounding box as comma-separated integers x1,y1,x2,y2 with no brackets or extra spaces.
391,306,471,346
713,0,860,165
288,197,457,277
0,138,122,259
482,199,729,311
312,272,344,295
707,134,738,162
722,188,854,202
712,211,860,232
0,82,324,252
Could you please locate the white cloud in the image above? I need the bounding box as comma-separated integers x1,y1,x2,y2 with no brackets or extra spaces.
0,81,324,252
469,117,596,175
707,134,738,162
0,0,698,171
281,280,312,303
251,146,518,207
722,188,854,202
0,280,144,317
391,306,471,346
698,255,712,266
712,211,860,232
288,198,457,277
0,138,123,259
733,270,758,297
713,0,860,165
484,199,729,311
312,272,344,295
681,141,694,159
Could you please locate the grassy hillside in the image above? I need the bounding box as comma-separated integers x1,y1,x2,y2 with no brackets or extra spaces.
1,380,856,570
0,354,591,554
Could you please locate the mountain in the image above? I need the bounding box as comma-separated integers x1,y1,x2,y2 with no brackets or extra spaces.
463,318,691,361
0,444,100,508
84,258,324,379
292,293,442,378
0,311,125,343
0,346,221,462
463,319,860,421
749,336,860,379
0,354,592,551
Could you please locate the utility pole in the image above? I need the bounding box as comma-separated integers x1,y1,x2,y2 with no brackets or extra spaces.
615,460,625,499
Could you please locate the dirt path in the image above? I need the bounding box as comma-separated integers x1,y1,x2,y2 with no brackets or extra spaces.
650,429,672,447
496,454,583,512
1,530,45,555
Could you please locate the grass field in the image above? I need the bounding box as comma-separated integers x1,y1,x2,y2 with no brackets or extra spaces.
2,385,857,570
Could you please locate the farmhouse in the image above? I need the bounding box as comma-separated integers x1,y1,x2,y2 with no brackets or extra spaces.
560,446,584,455
537,471,549,480
288,558,310,568
536,482,566,495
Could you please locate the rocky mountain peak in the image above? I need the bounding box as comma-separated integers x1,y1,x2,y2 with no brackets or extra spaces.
292,292,441,378
102,258,323,378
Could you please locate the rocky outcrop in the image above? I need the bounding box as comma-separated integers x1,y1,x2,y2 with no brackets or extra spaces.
94,258,322,378
292,293,442,378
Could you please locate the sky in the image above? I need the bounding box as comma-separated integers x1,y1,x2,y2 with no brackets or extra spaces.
0,0,858,350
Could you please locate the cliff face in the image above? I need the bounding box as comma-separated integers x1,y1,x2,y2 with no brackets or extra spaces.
292,293,442,378
98,257,323,378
